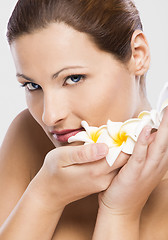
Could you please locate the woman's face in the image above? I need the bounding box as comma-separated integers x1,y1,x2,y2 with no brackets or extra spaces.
11,23,146,148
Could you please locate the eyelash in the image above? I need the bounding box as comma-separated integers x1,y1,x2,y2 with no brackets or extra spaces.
64,74,86,86
20,74,86,91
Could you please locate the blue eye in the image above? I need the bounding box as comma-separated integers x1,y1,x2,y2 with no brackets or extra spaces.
21,82,41,91
65,75,85,85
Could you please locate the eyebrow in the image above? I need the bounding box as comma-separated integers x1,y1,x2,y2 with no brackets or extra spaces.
16,66,87,82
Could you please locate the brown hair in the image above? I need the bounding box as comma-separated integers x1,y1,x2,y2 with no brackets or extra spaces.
7,0,143,62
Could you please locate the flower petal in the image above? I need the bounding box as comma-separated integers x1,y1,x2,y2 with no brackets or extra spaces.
81,121,106,142
107,120,123,139
81,121,98,135
106,145,123,167
138,111,151,119
135,110,159,137
120,118,141,140
159,99,168,121
96,129,116,147
150,109,160,128
81,120,89,130
134,118,151,138
68,131,94,144
97,124,107,131
156,82,168,112
122,137,136,154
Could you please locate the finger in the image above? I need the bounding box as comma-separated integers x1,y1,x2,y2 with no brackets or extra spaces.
82,151,130,180
85,149,130,175
112,127,151,185
131,125,152,163
121,125,152,179
112,151,130,170
71,158,120,193
62,143,109,167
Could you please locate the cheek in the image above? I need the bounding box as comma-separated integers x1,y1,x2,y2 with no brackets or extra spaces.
72,78,136,126
25,92,43,125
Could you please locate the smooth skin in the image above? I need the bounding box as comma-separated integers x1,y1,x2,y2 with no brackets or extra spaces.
0,22,168,239
93,111,168,239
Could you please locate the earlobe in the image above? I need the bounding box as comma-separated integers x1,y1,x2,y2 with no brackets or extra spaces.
131,30,150,76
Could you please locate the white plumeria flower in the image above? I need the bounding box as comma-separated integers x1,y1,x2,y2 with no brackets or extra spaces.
68,119,141,167
99,118,141,166
136,82,168,137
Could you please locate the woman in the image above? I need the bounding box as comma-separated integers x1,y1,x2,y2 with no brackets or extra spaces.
0,0,168,239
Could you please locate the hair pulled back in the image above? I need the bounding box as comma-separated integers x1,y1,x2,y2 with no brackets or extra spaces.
7,0,143,62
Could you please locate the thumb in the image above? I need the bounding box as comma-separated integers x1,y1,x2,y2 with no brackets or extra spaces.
60,143,109,167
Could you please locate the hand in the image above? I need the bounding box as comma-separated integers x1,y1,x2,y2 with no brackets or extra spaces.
30,142,117,212
99,107,168,217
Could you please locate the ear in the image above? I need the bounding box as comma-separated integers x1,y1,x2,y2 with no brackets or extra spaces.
130,30,150,76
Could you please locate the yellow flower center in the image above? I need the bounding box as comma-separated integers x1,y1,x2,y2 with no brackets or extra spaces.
90,130,102,143
113,131,128,146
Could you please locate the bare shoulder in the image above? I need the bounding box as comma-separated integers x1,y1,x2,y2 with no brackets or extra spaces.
140,178,168,239
0,109,54,225
1,108,54,177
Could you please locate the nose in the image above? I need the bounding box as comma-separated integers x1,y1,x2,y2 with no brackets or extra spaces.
42,90,69,126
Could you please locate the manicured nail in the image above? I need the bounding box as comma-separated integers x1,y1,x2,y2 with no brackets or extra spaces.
144,126,152,138
95,143,109,157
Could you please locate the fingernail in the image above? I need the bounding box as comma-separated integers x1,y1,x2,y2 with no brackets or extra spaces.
95,143,109,157
144,126,152,138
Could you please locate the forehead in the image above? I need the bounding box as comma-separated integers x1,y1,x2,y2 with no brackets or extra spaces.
10,22,125,78
11,23,105,60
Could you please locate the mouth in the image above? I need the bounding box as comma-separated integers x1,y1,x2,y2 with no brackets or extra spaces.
51,128,84,143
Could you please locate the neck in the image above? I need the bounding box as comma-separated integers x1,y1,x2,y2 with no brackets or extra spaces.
136,77,152,116
133,94,152,119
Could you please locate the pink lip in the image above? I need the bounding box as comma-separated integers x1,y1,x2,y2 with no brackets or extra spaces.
52,128,84,142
